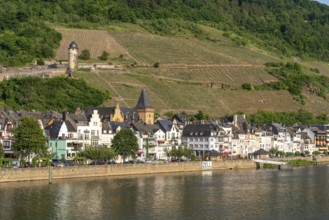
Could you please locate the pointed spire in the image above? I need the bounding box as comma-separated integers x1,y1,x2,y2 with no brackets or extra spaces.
135,89,153,109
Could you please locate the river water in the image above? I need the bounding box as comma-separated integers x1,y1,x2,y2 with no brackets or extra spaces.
1,166,329,220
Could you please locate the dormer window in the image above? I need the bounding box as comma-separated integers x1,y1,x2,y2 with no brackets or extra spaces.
195,132,198,135
190,132,193,135
200,132,203,135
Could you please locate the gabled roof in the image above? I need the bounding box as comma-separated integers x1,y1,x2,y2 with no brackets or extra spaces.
65,121,76,132
173,113,190,124
45,118,76,139
135,89,153,109
131,122,160,133
46,119,62,139
156,119,173,132
110,121,131,132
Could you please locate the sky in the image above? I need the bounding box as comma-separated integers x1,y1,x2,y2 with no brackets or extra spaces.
318,0,329,5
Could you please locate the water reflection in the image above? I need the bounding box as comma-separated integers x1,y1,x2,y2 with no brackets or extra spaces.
1,167,329,219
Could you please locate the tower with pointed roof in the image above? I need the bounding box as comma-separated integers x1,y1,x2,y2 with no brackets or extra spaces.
135,89,155,124
67,41,78,76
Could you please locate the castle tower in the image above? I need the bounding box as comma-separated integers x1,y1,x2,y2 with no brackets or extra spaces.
135,89,155,124
67,41,78,73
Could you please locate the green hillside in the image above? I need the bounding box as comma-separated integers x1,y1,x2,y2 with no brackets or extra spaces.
2,1,329,117
3,0,329,63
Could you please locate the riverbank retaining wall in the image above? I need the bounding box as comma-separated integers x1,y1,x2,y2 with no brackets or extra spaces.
0,160,255,183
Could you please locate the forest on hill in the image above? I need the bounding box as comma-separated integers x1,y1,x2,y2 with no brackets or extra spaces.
0,77,109,112
2,0,329,66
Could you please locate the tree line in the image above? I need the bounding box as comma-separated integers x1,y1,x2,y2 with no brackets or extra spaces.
2,0,329,66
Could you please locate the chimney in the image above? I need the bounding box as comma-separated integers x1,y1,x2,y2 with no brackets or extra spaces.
233,115,237,127
62,112,66,121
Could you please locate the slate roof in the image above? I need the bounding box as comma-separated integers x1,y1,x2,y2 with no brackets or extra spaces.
156,119,173,132
131,122,160,133
135,89,153,109
110,121,132,133
69,41,78,49
173,113,190,124
182,124,219,137
84,107,138,122
45,119,76,139
84,107,113,120
46,119,63,139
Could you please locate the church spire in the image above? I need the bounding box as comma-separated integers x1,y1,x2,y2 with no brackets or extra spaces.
135,89,155,124
135,88,152,109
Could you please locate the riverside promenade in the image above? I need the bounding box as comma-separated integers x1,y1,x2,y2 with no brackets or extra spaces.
1,157,329,183
0,160,255,183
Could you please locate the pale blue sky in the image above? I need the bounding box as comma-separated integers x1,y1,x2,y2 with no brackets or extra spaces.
318,0,329,5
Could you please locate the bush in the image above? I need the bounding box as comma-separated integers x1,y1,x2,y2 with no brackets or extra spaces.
153,62,160,68
79,49,91,60
241,83,252,90
98,51,109,61
36,58,45,65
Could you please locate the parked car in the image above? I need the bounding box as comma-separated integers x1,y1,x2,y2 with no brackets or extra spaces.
53,162,65,167
97,161,107,165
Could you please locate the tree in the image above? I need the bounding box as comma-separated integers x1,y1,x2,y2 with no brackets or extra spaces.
0,143,4,158
79,146,116,161
111,129,138,161
164,148,172,161
312,151,320,156
145,136,155,160
79,49,91,60
12,116,47,161
195,110,207,120
98,51,109,61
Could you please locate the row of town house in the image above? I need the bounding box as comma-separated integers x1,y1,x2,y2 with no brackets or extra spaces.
1,89,329,161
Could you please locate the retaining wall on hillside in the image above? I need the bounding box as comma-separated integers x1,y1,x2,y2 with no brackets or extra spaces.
0,160,255,183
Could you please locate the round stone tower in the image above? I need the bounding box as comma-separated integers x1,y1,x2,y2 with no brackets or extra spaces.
68,41,78,70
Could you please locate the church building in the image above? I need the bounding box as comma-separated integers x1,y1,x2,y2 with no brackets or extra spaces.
84,89,155,125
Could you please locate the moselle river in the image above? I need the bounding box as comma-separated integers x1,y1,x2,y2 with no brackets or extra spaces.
1,166,329,220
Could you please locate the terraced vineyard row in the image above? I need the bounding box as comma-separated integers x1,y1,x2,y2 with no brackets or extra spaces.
111,32,245,65
81,70,303,116
135,66,277,86
55,28,125,60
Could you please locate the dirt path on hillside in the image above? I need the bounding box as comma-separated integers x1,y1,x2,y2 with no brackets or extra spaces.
137,64,264,70
206,90,233,114
94,71,130,107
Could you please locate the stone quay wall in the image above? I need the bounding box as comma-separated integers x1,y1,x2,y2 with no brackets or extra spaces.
0,160,255,183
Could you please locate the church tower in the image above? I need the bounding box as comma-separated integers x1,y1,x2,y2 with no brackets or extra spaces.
135,89,155,124
67,41,78,76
